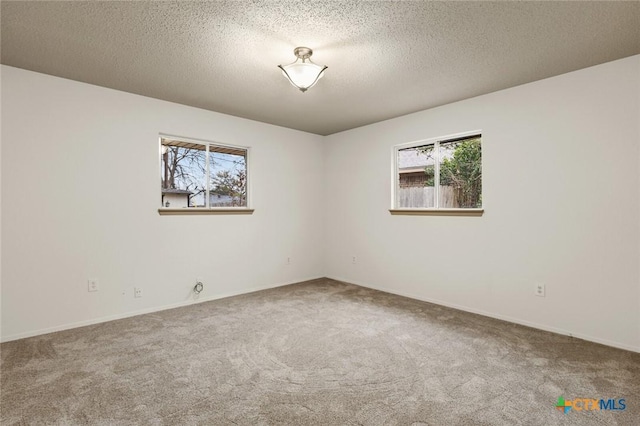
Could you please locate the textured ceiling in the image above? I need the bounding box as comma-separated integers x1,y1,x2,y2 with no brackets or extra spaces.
2,1,639,135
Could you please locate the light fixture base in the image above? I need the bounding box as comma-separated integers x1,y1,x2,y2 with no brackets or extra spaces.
293,46,313,60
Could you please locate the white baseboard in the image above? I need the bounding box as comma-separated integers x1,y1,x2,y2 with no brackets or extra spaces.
5,275,638,354
327,275,640,354
0,276,324,343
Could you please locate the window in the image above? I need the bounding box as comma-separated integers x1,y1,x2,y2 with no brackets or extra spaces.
393,132,482,213
159,136,250,212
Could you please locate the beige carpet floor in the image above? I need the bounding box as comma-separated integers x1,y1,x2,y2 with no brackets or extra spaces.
1,278,639,425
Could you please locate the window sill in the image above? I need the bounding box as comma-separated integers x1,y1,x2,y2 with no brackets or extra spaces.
389,208,484,216
158,208,254,215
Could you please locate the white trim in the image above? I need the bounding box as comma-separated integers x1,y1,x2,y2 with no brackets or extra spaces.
5,275,638,354
205,144,210,208
389,208,483,216
326,276,640,354
0,276,324,343
393,130,483,151
159,132,249,152
158,208,253,215
434,143,440,206
245,145,252,209
391,144,398,209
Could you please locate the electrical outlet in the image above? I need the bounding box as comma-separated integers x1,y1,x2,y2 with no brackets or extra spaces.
134,287,143,298
535,283,545,297
352,256,357,264
87,279,99,292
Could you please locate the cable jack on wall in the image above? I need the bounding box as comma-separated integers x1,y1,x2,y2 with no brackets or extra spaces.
194,281,204,294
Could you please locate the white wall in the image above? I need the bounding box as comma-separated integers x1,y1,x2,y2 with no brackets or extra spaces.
1,66,325,341
3,56,639,352
324,55,640,352
0,65,3,339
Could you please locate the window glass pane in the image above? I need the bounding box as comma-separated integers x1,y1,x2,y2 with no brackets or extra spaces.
438,137,482,208
161,141,206,208
209,149,247,207
397,144,435,208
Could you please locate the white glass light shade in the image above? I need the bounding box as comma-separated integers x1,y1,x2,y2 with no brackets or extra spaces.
279,62,327,92
278,47,327,93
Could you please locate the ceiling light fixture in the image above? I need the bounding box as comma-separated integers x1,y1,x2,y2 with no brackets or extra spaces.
278,47,327,93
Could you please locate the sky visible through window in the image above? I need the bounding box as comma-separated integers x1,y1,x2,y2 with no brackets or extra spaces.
161,140,247,208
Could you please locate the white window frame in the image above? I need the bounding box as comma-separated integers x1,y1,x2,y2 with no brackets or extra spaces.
390,130,483,216
158,133,253,215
